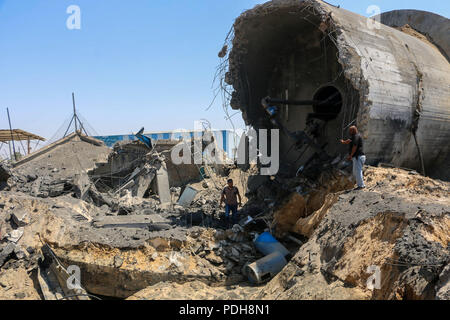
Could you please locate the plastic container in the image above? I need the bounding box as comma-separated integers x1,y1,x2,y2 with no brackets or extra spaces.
254,232,290,257
245,251,288,284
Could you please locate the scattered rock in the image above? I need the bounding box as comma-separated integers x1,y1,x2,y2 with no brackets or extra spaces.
205,252,223,265
12,210,30,227
436,264,450,300
0,243,16,267
113,255,124,268
7,228,24,243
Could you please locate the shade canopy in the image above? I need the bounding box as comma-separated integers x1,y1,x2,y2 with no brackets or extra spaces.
0,129,45,142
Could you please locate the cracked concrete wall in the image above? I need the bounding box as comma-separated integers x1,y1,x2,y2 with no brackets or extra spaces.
227,0,450,176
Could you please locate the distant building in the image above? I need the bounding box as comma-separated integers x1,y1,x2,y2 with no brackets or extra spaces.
93,129,240,157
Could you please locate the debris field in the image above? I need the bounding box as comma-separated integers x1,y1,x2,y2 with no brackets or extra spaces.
0,0,449,301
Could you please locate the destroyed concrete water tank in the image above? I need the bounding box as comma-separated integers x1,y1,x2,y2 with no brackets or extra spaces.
225,0,450,178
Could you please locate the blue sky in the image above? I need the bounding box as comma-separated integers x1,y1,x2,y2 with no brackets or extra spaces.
0,0,448,142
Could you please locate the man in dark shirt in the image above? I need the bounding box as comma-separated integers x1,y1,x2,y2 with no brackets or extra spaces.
220,179,242,226
340,126,366,189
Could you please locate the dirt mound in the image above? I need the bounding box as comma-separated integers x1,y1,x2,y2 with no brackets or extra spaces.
127,280,260,300
255,167,449,300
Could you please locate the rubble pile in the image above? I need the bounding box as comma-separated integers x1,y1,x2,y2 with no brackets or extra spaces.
255,167,449,300
0,129,448,300
0,127,449,301
0,132,271,300
6,133,110,199
0,0,448,302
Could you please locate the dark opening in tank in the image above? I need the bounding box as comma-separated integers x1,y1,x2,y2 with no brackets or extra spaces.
312,86,343,121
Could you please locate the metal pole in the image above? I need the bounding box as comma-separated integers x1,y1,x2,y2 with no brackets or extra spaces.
6,108,16,161
72,92,78,132
63,116,75,138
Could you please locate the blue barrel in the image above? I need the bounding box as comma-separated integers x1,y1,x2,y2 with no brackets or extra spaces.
254,232,290,257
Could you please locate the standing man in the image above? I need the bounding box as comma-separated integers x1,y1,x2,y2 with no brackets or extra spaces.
220,179,242,226
340,126,366,190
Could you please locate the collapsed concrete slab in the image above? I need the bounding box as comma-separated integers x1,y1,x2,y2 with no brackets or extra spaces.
8,132,110,198
90,139,206,192
92,214,170,229
155,161,171,204
0,185,262,299
226,0,450,178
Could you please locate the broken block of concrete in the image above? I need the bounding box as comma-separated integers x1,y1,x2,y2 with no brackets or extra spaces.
156,161,171,204
13,245,29,260
435,263,450,300
93,214,169,229
12,210,30,227
30,177,42,197
131,165,156,198
73,173,92,201
7,228,24,243
38,244,91,300
0,243,16,267
0,163,11,189
89,184,113,207
178,186,198,207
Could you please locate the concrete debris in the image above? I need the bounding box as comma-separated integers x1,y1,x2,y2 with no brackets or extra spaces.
1,144,448,300
37,245,91,300
252,166,449,300
13,245,29,260
11,210,30,227
0,243,16,267
0,133,264,299
156,161,171,204
93,214,170,229
178,186,199,207
0,163,11,189
0,266,41,300
8,133,110,197
127,280,261,300
73,173,91,201
0,0,449,301
436,264,450,300
7,228,24,243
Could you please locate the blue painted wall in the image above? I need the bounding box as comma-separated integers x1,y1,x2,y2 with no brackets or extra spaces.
94,130,233,154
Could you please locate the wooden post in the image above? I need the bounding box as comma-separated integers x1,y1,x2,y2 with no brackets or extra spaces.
27,138,31,155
